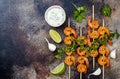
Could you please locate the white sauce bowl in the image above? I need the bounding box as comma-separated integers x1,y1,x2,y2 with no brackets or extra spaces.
45,5,66,27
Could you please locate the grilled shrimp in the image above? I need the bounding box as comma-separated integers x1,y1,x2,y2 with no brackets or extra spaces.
64,36,74,45
98,56,110,68
64,55,76,66
64,27,77,38
77,36,87,45
90,50,98,57
105,27,110,36
89,31,99,39
77,48,87,56
77,64,87,74
77,56,89,68
98,26,110,36
98,27,106,35
86,35,91,47
66,51,73,56
87,16,99,29
99,45,110,56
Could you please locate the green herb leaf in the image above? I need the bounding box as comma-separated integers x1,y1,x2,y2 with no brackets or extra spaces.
55,54,62,59
109,30,120,40
99,34,109,45
55,48,65,59
72,3,87,23
92,40,100,50
86,46,92,53
65,41,78,52
109,30,115,40
101,5,111,17
115,29,120,39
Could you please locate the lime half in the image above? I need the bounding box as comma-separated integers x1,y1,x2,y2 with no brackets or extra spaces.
49,29,62,43
50,62,66,75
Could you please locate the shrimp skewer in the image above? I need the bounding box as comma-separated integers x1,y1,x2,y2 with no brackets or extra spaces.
87,5,96,70
64,55,76,79
102,19,105,79
92,5,95,70
77,26,89,79
64,18,74,79
80,26,83,79
64,18,77,38
79,26,83,79
68,18,71,79
98,19,110,79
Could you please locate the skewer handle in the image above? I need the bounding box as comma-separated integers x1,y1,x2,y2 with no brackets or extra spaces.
93,57,95,69
80,73,82,79
80,27,83,36
103,19,105,27
69,66,71,79
68,18,70,27
92,5,94,20
103,65,105,79
102,54,105,79
92,5,95,69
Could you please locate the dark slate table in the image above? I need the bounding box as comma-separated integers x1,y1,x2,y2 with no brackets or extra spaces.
0,0,120,79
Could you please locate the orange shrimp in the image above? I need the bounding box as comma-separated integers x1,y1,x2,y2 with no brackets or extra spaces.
98,56,110,68
64,36,74,45
98,26,110,36
77,56,89,68
64,27,77,38
98,27,106,35
90,50,98,57
89,31,99,39
64,55,76,66
87,16,99,29
105,27,110,36
77,64,87,74
77,36,86,45
99,35,104,39
77,48,87,56
108,40,113,46
66,51,73,56
99,45,110,56
86,35,91,47
88,16,92,27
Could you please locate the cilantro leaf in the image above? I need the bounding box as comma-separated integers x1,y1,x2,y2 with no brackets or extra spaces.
101,5,111,17
72,3,87,23
55,48,65,59
115,29,120,39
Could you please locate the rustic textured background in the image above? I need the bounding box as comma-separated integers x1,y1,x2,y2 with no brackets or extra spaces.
0,0,120,79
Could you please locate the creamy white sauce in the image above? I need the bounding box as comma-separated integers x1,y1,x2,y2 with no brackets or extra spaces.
45,5,66,27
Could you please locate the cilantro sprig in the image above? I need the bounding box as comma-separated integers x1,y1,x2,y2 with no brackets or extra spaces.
101,4,111,17
55,48,65,59
72,3,87,23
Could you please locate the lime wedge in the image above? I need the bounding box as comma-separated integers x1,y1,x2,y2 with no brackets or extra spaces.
49,29,62,43
50,62,66,75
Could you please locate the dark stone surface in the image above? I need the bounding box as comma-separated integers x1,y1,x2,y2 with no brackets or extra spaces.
0,0,120,79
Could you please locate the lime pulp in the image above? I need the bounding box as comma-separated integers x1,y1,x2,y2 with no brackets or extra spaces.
49,29,62,43
50,62,66,75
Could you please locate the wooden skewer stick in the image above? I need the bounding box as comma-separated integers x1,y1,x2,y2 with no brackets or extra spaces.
69,66,71,79
93,57,95,69
102,65,105,79
68,18,71,79
92,5,94,21
80,26,82,36
79,26,83,79
103,19,105,27
92,5,95,70
102,54,105,79
102,20,105,79
68,18,70,27
80,73,82,79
